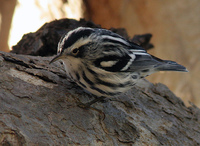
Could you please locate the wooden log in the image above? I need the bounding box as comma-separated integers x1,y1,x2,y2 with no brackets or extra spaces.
0,51,199,145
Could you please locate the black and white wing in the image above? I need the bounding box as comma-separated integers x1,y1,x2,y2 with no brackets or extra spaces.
93,29,187,73
125,49,162,72
93,42,153,72
94,43,187,73
93,29,151,72
127,47,188,73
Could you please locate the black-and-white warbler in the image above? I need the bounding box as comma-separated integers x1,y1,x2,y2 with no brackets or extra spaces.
50,27,188,105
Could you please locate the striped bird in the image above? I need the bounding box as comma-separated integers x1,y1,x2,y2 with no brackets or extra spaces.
50,27,188,105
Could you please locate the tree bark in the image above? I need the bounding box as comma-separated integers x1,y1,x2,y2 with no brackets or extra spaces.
0,51,200,145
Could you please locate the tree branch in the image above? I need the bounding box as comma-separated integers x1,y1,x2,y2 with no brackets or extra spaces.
0,51,199,145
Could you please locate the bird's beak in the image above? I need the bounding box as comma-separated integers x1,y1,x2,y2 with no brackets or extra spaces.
49,54,63,64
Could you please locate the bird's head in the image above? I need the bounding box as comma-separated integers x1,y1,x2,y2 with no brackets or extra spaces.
50,27,99,64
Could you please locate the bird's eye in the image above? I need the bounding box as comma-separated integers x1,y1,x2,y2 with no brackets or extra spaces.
72,48,79,55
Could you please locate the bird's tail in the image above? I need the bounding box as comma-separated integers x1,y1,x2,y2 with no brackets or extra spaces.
155,60,188,72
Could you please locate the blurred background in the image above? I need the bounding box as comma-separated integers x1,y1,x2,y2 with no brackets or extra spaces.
0,0,199,107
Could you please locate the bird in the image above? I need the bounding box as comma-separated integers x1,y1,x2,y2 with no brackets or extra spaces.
50,27,188,106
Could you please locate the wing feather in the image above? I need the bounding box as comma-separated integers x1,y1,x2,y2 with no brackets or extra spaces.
126,51,163,72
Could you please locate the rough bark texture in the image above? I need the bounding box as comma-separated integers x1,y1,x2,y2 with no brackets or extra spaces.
0,51,200,145
1,18,200,145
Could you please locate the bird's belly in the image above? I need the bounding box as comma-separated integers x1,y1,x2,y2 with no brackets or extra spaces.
61,59,140,97
77,71,139,97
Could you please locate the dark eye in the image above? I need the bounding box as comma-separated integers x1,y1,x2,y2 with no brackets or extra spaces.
72,48,79,55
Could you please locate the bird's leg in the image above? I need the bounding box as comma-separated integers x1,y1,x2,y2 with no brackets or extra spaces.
78,96,106,108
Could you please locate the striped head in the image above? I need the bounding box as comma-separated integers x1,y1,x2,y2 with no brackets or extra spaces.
50,27,135,62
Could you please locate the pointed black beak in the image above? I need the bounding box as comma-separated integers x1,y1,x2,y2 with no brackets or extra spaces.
49,54,63,64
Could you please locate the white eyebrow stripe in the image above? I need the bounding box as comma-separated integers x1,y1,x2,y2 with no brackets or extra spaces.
70,37,92,51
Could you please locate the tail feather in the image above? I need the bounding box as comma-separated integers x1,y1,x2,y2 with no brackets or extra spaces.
156,60,188,72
